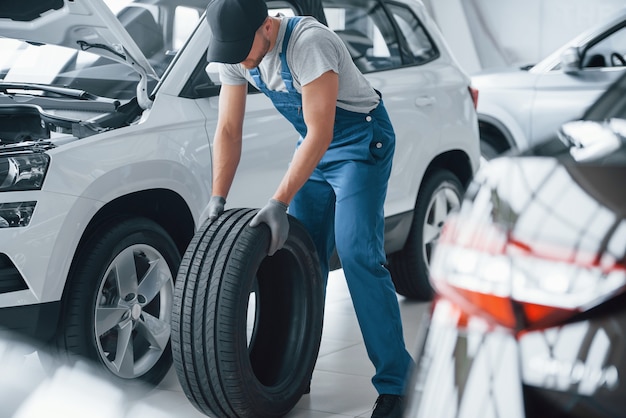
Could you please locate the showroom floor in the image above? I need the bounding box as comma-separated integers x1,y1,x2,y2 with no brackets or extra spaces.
14,269,430,418
142,268,431,418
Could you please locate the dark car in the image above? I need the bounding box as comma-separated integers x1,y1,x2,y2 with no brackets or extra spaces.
404,71,626,417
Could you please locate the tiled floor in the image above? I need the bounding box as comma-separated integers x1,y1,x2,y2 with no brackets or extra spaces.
6,268,430,418
144,268,431,418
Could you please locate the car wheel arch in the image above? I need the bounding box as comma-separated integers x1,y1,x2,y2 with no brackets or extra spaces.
388,167,465,300
477,113,523,155
76,189,195,258
387,150,473,300
46,189,194,380
44,188,194,303
424,149,473,189
51,215,181,384
384,149,471,256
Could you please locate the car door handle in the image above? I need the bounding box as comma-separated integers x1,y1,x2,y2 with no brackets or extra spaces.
415,96,436,107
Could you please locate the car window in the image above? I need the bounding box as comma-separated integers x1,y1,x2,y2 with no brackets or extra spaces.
582,24,626,69
322,0,402,73
199,0,429,95
583,72,626,121
386,2,438,65
173,6,201,51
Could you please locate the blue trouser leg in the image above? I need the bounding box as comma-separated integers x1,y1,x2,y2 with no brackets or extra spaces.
325,159,412,395
290,160,412,396
289,169,336,288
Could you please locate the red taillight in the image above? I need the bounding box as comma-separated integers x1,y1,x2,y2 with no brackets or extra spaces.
430,216,626,334
468,86,478,109
433,281,518,329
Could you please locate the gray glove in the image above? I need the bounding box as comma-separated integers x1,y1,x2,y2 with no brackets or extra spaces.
250,199,289,256
200,196,226,224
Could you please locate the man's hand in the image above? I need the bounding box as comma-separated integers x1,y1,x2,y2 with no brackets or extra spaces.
200,196,226,224
250,199,289,256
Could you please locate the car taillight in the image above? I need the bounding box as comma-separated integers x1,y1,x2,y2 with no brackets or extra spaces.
430,215,626,333
468,86,478,109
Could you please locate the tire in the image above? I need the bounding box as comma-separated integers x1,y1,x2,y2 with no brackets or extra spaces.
172,208,324,418
54,217,179,385
388,170,463,300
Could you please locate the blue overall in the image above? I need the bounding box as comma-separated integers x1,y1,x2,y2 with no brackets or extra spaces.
249,17,412,395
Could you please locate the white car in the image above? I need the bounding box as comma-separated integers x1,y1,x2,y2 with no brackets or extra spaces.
0,0,479,383
473,8,626,158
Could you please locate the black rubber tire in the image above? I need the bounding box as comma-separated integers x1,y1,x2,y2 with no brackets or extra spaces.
54,217,180,385
388,170,463,300
172,208,324,418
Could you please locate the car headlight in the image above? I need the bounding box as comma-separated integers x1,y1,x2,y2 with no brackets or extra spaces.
0,153,50,191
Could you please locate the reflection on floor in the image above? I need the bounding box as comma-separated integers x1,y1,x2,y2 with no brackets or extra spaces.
11,269,430,418
144,269,431,418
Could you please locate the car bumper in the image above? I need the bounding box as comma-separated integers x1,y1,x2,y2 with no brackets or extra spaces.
0,190,87,307
404,298,525,418
405,297,626,418
0,301,60,342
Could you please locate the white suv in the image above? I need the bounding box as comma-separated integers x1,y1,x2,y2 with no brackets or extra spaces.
473,9,626,158
0,0,479,383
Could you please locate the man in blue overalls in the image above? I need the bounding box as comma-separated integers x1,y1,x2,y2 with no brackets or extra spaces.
203,0,412,416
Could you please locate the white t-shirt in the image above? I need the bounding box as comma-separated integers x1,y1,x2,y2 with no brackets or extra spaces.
218,16,379,114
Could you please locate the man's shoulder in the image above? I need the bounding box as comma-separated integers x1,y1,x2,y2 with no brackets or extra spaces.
289,16,340,53
218,62,248,84
291,16,335,38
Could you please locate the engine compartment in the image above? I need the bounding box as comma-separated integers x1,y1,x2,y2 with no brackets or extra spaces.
0,98,142,151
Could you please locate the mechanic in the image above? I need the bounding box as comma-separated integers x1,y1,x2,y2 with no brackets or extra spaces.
203,0,412,416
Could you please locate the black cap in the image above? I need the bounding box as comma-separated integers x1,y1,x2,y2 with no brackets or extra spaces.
205,0,268,64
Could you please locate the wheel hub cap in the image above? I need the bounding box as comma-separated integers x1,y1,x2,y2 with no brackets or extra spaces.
131,303,142,321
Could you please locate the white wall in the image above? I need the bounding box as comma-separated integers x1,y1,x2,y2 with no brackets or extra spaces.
422,0,626,74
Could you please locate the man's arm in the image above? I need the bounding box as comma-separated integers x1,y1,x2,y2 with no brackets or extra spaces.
211,83,248,199
250,69,338,255
272,70,338,205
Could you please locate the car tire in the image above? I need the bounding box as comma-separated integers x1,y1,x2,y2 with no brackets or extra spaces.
172,208,324,418
53,217,179,385
388,170,463,300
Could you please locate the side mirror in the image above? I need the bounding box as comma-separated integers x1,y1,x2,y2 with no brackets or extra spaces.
558,120,621,161
560,47,581,74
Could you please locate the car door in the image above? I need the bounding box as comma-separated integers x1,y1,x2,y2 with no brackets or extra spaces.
320,0,445,213
193,1,325,210
531,22,626,146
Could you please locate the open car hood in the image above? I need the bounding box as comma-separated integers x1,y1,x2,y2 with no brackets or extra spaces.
0,0,158,80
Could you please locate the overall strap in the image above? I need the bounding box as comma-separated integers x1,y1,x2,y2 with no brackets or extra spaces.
280,16,302,93
248,66,266,91
249,16,303,92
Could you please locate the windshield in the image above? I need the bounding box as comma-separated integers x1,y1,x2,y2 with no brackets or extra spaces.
584,72,626,121
0,0,202,101
0,39,142,100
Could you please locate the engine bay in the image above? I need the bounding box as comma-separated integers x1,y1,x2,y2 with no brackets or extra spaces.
0,97,141,152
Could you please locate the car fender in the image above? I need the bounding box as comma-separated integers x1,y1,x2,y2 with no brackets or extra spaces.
8,118,212,304
477,105,530,152
43,161,208,301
